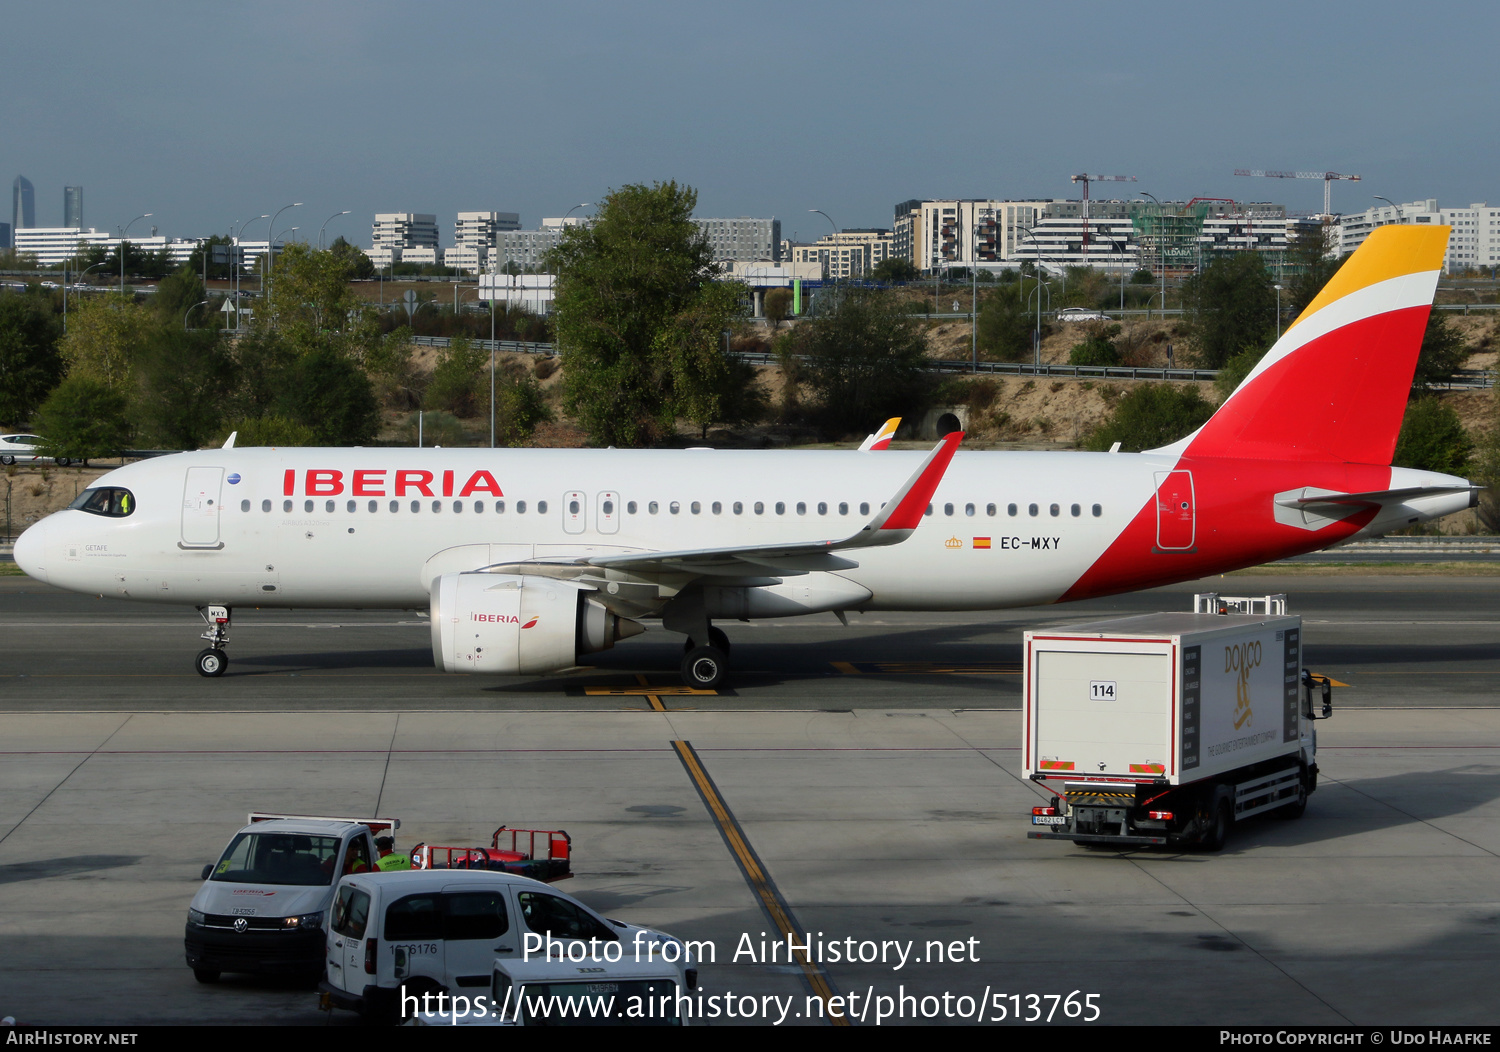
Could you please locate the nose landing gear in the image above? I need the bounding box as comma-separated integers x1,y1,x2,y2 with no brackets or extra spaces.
195,605,231,677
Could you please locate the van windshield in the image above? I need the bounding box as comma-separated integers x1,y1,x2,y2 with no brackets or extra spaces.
210,832,344,886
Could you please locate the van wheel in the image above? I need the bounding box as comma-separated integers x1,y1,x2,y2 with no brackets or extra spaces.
193,968,221,984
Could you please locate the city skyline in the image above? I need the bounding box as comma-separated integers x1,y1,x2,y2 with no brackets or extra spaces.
3,1,1497,244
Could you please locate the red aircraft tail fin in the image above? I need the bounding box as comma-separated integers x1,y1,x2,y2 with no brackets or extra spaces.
1158,225,1450,465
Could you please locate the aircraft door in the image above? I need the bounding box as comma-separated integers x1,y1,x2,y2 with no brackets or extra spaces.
1153,470,1195,551
596,491,619,535
180,467,225,548
562,491,586,535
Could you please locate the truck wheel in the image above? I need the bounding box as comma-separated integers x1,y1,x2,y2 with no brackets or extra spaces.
1277,779,1308,820
1203,799,1231,852
193,968,221,984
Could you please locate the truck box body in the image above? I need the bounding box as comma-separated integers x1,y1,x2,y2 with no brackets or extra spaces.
1024,613,1304,787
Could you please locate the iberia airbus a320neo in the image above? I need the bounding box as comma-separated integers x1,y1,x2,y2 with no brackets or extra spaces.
14,225,1474,688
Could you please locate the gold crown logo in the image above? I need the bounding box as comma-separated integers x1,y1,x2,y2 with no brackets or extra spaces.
945,536,962,549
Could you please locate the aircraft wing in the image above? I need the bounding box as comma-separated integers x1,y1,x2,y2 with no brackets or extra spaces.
558,431,963,578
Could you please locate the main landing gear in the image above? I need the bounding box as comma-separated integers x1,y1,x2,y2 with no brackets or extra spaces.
195,605,231,677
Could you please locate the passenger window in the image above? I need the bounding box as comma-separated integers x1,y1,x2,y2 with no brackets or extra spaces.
368,500,378,513
496,501,505,513
711,502,721,514
754,502,764,515
304,500,314,513
648,502,658,515
733,502,743,515
775,502,785,515
924,504,933,516
670,502,680,515
411,501,420,513
389,500,399,513
475,501,485,514
1092,504,1102,517
965,503,975,517
432,500,442,513
944,503,954,516
569,499,580,514
796,502,806,515
859,502,869,516
817,502,827,515
284,500,293,513
453,501,462,513
986,504,996,516
690,502,700,515
1028,504,1039,516
385,894,443,941
626,501,635,514
1050,504,1060,517
240,499,250,512
517,501,527,513
346,500,356,513
516,891,618,943
444,891,509,941
839,502,848,515
262,499,271,513
1071,504,1081,516
538,501,548,514
331,886,370,940
602,500,614,515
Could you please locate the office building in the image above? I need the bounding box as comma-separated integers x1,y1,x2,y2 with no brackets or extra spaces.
1335,200,1498,272
455,211,520,247
786,229,894,278
64,186,83,229
893,199,1057,272
13,175,35,233
372,213,439,251
694,217,781,263
13,227,202,268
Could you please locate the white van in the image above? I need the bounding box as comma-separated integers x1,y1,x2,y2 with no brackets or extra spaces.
320,869,693,1022
185,813,397,984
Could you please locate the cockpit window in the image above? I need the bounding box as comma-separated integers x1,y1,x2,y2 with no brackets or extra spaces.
70,488,135,518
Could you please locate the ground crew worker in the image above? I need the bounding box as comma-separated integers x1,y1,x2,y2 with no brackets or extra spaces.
374,835,411,871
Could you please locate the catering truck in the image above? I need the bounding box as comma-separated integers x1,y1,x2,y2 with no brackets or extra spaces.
1023,604,1332,850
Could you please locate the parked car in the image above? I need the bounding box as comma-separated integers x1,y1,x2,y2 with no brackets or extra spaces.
0,435,46,465
1057,307,1112,322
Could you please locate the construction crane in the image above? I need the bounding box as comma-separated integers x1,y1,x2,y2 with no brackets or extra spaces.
1233,169,1362,216
1070,173,1136,250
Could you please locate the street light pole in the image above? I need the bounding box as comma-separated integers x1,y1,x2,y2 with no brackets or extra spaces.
1373,196,1403,226
265,202,302,316
118,213,152,297
319,210,351,250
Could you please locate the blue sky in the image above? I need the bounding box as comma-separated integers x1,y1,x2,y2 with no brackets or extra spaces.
4,0,1495,244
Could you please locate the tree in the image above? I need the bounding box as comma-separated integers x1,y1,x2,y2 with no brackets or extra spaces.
58,296,155,389
33,377,131,459
262,242,363,343
220,414,317,448
1393,396,1472,476
1068,323,1122,367
764,288,792,328
153,266,207,327
976,282,1036,362
0,291,64,424
137,329,237,450
1283,225,1341,321
552,181,745,445
871,257,918,282
1084,383,1216,452
1183,253,1276,369
495,364,554,447
273,346,380,445
790,288,932,436
427,335,487,417
1412,312,1468,391
328,236,376,280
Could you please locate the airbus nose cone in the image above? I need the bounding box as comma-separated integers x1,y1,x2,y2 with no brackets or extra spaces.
13,523,47,583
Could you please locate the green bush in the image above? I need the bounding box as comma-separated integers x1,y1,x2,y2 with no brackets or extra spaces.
1393,396,1472,476
33,377,131,460
1068,323,1122,367
1084,383,1216,452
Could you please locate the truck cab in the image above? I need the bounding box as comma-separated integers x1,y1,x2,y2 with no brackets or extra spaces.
184,812,398,984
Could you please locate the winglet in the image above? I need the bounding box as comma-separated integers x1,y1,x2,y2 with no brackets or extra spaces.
858,417,901,452
222,431,237,450
859,431,964,540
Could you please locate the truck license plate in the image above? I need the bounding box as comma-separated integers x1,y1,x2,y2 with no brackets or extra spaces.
1032,815,1067,826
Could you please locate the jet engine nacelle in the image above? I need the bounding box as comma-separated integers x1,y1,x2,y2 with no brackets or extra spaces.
430,572,643,674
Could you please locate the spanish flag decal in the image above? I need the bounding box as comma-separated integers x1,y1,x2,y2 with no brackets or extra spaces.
973,537,991,549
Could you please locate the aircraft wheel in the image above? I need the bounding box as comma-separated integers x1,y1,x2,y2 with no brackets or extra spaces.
196,648,228,678
681,645,727,690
